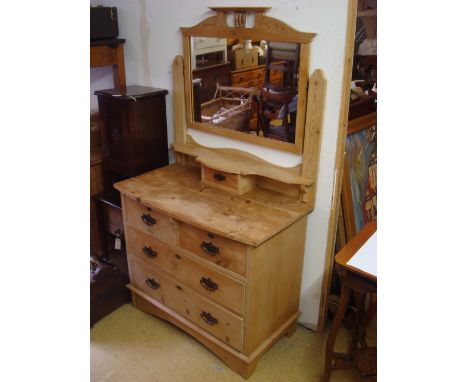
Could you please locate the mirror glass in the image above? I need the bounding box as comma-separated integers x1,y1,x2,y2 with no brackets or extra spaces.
190,37,301,144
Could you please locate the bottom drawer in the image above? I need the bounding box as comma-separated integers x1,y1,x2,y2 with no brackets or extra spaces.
128,255,243,351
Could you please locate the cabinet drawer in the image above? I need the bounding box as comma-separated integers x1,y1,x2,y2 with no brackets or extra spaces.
127,226,245,314
251,68,266,82
231,71,252,85
201,166,255,196
179,223,247,277
202,166,239,192
129,255,243,351
125,196,177,246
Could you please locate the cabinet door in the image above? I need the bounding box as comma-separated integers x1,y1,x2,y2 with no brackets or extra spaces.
99,97,133,164
128,96,169,169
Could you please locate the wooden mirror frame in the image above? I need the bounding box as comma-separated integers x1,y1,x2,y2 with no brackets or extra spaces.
181,7,316,154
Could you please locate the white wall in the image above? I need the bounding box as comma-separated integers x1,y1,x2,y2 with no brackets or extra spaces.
91,0,349,329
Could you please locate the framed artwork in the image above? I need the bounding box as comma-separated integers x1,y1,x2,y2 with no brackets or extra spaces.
341,112,377,242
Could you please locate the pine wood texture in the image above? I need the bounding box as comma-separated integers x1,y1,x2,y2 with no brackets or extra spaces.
244,216,308,354
179,223,248,277
124,196,178,247
127,226,245,314
181,8,315,43
301,69,326,205
172,55,187,145
115,164,312,247
128,255,244,351
317,0,359,333
180,8,315,154
173,136,312,187
117,161,311,378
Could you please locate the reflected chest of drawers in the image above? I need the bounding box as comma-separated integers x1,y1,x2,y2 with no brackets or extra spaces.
115,164,311,378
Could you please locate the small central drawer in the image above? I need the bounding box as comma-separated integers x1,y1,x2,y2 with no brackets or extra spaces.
201,165,255,195
124,196,177,246
127,226,245,314
129,255,243,351
179,223,247,277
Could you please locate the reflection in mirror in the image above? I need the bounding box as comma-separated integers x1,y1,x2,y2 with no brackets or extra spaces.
191,38,301,144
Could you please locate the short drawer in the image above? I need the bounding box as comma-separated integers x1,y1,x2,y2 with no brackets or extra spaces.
124,196,177,246
202,166,239,192
127,226,245,314
231,71,252,85
129,255,243,351
201,165,255,195
179,223,247,277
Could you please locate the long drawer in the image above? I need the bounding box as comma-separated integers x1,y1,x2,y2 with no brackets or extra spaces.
127,226,245,314
129,254,243,351
179,223,247,277
125,196,177,246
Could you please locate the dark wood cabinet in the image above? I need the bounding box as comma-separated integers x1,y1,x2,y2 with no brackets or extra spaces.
94,85,169,262
95,86,169,197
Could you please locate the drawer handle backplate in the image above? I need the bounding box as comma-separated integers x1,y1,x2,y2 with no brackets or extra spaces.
141,213,156,226
145,277,160,290
200,277,218,292
201,241,220,256
213,172,226,181
200,311,218,326
143,246,157,259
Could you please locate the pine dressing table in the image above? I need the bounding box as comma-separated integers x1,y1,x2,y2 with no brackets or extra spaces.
115,7,326,378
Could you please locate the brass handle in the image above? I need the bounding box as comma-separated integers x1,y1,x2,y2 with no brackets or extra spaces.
145,277,160,290
143,246,157,259
200,311,218,326
201,241,220,256
200,277,218,292
141,213,156,226
213,172,226,181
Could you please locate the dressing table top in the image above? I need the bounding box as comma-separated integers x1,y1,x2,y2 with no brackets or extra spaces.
115,164,312,246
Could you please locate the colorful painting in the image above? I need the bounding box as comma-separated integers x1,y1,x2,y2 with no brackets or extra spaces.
345,124,377,235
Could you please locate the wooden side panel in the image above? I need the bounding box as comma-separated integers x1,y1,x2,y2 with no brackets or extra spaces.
125,196,178,246
243,216,308,354
129,255,244,351
127,226,245,315
301,69,326,205
173,55,187,146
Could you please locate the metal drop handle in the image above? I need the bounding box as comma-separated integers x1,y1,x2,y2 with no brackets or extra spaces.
201,241,220,256
143,246,157,259
200,277,218,292
141,213,156,226
200,311,218,326
145,277,160,290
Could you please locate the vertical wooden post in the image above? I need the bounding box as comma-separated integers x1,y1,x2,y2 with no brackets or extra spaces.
301,69,326,205
296,42,311,153
172,55,187,146
113,43,126,89
317,0,359,333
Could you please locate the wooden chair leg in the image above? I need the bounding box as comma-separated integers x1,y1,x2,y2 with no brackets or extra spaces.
324,281,352,382
349,292,366,354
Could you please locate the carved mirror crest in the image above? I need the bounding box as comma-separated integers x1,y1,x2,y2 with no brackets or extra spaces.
181,7,316,154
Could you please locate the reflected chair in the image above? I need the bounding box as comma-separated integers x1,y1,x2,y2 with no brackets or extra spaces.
257,88,296,142
257,41,300,142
